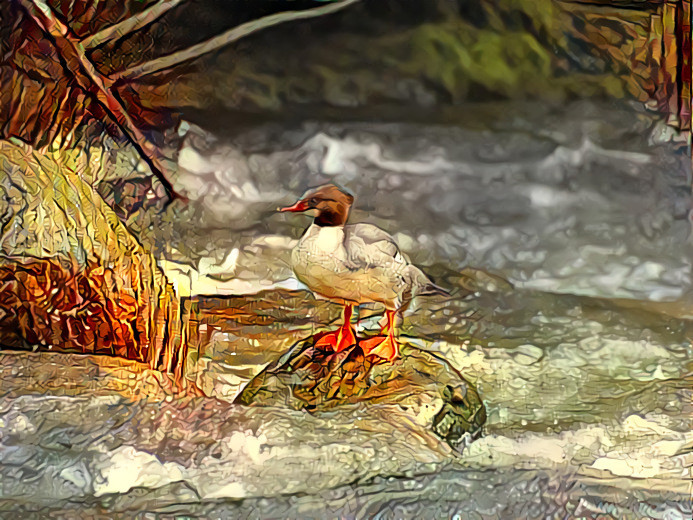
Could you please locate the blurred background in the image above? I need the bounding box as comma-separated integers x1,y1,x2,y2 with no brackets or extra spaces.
129,0,693,304
4,1,691,302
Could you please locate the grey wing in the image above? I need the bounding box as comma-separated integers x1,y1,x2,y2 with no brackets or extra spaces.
343,223,440,309
343,223,410,271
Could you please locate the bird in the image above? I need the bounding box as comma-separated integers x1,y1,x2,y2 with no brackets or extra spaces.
279,183,449,361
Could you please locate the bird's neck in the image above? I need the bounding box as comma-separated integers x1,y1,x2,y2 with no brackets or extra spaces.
314,206,350,226
304,223,345,252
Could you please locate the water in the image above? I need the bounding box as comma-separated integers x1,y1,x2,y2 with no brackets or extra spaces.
1,99,692,518
162,99,691,302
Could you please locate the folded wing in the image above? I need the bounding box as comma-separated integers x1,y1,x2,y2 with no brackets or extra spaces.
343,223,409,272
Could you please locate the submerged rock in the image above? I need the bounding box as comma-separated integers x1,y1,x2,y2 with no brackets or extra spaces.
236,336,486,446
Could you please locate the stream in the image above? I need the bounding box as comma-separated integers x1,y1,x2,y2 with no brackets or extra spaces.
1,98,692,518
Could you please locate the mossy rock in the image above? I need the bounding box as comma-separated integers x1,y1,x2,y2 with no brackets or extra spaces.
235,336,486,446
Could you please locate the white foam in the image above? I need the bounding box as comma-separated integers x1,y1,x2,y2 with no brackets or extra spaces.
92,446,186,496
166,110,691,301
463,414,691,484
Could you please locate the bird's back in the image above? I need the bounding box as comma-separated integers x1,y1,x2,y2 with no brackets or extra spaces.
343,223,409,269
291,222,443,308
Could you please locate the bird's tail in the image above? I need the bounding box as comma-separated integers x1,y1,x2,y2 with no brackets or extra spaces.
419,282,451,297
408,266,451,297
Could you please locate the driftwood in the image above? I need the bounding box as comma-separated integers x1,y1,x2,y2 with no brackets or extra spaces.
6,0,364,198
18,0,178,202
81,0,186,50
112,0,361,81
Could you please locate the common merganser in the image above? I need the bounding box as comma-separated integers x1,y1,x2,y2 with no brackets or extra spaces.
279,184,449,361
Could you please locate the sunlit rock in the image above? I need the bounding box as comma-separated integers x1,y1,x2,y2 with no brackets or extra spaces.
0,140,179,368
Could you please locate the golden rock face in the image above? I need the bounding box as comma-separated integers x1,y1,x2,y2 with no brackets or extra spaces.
1,257,141,358
0,140,180,369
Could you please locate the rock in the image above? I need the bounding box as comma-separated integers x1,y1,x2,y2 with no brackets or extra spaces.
510,344,544,366
236,336,486,446
0,351,200,401
0,140,181,370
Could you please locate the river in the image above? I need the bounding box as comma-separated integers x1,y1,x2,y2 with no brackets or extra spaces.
1,98,691,518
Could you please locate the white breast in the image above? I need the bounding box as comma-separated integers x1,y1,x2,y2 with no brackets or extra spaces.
292,225,345,271
307,225,345,254
291,224,401,308
291,225,355,301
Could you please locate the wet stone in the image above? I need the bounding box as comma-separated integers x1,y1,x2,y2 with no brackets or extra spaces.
510,344,545,365
236,336,487,447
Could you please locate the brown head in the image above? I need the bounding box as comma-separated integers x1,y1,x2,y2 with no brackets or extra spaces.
278,184,354,226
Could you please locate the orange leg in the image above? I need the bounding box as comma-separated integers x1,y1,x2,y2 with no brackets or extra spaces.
315,304,357,352
359,312,391,348
360,310,399,361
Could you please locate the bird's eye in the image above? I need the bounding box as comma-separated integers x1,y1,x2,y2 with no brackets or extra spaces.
309,198,317,205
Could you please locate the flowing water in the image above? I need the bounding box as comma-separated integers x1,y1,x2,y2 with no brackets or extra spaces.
1,99,692,518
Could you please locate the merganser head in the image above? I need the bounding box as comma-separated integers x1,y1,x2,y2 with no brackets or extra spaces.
278,183,354,226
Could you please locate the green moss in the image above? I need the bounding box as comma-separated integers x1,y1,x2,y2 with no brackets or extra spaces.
184,0,650,111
